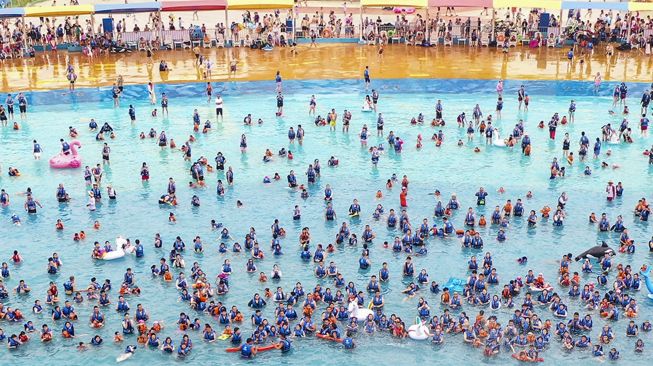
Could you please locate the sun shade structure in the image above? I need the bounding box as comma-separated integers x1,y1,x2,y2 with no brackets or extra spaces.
491,0,562,9
24,5,94,17
0,0,644,20
561,1,628,10
94,2,162,14
360,0,428,8
226,0,294,10
0,8,25,18
161,0,228,12
628,1,653,11
429,0,492,7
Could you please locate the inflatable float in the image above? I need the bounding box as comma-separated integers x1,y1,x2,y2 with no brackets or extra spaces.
640,265,653,300
492,130,507,147
217,334,231,341
529,284,553,293
316,333,342,342
512,353,544,362
226,344,278,353
443,277,466,293
606,133,621,145
49,140,82,169
116,352,134,362
407,317,431,340
574,241,615,261
393,7,415,14
348,301,373,321
100,237,134,260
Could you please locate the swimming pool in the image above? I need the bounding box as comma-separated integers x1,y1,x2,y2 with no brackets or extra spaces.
1,78,653,365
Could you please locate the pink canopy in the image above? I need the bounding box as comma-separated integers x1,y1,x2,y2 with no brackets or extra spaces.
429,0,492,7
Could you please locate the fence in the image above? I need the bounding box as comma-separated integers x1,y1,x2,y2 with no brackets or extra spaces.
294,24,358,39
113,27,296,48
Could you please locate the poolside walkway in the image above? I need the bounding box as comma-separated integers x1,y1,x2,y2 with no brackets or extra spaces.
1,44,652,92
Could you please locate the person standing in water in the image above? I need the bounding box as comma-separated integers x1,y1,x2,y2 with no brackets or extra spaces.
67,67,77,92
594,72,602,93
17,93,28,119
276,92,284,116
33,140,42,159
517,85,525,110
148,82,156,105
206,82,213,103
215,94,224,122
309,95,317,116
6,93,15,120
376,113,384,137
161,93,169,116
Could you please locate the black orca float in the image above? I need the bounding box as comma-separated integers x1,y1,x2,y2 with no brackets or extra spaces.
574,241,615,262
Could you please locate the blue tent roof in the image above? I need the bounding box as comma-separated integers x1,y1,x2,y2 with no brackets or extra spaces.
0,7,25,18
94,2,161,14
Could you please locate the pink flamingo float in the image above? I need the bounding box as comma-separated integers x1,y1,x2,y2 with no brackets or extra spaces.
49,140,82,169
393,7,415,14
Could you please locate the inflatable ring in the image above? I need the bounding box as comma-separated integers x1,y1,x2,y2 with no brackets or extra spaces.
393,7,415,14
323,29,332,38
407,317,430,340
443,277,466,293
50,140,82,169
317,333,342,342
497,34,506,42
512,353,544,362
226,344,277,353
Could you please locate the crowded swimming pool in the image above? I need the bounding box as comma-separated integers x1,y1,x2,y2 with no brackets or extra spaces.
1,78,652,364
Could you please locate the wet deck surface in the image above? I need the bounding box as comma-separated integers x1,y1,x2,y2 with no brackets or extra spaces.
2,44,652,92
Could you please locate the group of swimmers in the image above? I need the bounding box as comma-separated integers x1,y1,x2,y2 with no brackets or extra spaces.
2,74,653,363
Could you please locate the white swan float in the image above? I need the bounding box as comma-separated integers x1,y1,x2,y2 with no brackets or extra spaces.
100,236,134,260
492,129,507,147
607,132,633,145
407,317,431,340
347,301,373,322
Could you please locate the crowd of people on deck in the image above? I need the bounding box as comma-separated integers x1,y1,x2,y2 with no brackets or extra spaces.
3,4,653,61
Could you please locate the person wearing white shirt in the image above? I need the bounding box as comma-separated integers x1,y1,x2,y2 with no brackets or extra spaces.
215,95,224,122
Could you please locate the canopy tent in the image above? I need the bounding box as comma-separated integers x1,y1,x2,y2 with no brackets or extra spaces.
360,0,428,7
23,5,94,17
359,0,429,42
628,2,653,11
222,0,294,42
161,0,227,12
0,8,25,18
491,0,562,9
429,0,492,6
561,1,627,10
226,0,293,10
94,2,161,14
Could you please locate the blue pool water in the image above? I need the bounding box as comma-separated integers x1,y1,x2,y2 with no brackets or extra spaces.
1,78,653,365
